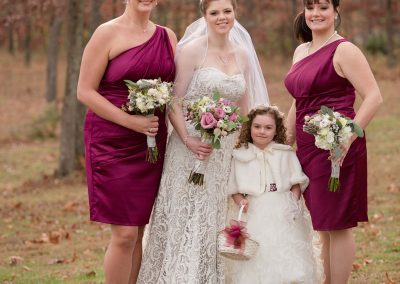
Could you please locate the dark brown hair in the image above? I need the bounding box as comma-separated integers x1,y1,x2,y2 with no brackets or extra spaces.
235,105,287,149
294,0,341,42
200,0,237,15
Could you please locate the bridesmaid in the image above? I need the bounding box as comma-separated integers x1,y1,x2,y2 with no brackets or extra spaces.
77,0,176,283
284,0,382,283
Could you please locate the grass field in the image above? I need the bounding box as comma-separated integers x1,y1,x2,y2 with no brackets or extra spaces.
0,51,399,283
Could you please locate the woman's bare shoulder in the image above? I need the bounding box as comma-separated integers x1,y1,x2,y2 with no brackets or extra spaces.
292,42,309,64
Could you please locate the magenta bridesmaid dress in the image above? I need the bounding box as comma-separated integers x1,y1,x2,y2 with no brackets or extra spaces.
284,39,368,231
84,26,176,226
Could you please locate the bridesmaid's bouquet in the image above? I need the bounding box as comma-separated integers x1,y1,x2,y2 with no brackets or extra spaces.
185,90,248,185
121,78,173,163
303,106,364,192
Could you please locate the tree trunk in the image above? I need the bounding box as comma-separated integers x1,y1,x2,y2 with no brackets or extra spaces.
46,12,63,103
89,0,105,34
8,21,14,55
386,0,396,68
112,0,118,18
58,0,84,177
290,0,298,50
24,14,32,66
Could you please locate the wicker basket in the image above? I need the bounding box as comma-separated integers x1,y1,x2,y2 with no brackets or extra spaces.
218,205,259,261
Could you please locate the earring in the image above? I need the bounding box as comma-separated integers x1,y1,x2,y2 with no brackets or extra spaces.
335,15,338,20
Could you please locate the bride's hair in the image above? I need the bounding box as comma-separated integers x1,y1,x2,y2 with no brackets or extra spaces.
235,105,287,149
200,0,237,14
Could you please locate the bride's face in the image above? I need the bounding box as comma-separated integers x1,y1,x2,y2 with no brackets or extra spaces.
204,0,235,35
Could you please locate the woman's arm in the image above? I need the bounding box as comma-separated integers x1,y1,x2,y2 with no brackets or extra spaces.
77,24,158,136
333,43,383,164
164,26,178,54
168,45,212,158
334,42,383,130
286,100,296,145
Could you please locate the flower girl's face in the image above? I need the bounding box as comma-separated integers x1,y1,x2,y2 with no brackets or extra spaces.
204,0,235,35
251,114,276,150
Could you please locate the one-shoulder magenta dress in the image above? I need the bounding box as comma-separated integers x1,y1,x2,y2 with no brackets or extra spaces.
84,26,176,226
284,39,368,231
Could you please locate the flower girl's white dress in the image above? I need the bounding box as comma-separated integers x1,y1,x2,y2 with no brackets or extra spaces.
226,142,324,284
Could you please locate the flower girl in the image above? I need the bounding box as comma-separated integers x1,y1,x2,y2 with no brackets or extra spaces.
226,105,323,283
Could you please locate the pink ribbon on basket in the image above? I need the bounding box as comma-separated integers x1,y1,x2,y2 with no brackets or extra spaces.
222,219,249,250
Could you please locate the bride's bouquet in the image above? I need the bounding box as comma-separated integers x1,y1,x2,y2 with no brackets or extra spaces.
185,90,248,185
303,106,364,192
121,78,173,163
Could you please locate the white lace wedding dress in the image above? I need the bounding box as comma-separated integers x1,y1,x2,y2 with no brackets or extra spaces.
137,67,246,284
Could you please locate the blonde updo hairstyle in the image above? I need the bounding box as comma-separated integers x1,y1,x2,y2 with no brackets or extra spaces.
200,0,237,14
235,105,287,149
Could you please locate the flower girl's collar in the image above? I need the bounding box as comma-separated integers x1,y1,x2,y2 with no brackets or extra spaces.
249,141,276,154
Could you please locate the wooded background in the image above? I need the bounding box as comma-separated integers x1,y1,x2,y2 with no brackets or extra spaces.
1,0,399,176
0,2,399,282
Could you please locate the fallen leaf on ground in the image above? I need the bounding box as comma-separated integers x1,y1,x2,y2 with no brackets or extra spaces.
86,270,96,277
48,258,66,265
63,201,79,212
9,256,24,266
364,258,373,265
385,271,395,284
387,183,399,193
352,262,362,271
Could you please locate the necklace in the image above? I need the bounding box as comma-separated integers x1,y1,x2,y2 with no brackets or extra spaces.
131,21,151,33
307,30,337,55
218,54,232,66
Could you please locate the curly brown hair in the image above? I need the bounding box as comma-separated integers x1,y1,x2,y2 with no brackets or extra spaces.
235,105,287,149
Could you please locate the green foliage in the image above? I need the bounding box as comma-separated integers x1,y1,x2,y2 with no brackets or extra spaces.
28,103,60,140
365,35,388,55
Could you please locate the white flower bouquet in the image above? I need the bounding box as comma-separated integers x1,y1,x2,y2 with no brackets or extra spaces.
121,78,173,163
303,106,364,192
185,90,248,185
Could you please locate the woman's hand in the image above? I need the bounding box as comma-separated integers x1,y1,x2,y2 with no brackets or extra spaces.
232,193,248,213
330,134,357,166
127,115,159,137
185,136,213,160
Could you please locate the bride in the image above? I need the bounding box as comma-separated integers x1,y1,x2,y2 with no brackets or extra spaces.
137,0,268,283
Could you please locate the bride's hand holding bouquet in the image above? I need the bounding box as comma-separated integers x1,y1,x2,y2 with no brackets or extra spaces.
185,90,248,185
121,78,173,163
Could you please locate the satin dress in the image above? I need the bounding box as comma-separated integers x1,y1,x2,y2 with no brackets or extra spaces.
84,26,176,226
284,39,368,230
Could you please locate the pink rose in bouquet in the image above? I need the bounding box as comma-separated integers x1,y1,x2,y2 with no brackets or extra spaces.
201,112,218,129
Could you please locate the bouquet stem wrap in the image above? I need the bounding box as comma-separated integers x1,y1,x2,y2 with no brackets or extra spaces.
188,134,211,185
329,158,340,192
145,113,158,164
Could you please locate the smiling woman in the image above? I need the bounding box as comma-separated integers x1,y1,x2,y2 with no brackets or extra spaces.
76,0,176,283
137,0,269,283
285,0,383,283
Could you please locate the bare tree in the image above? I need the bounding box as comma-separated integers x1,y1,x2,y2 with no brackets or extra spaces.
385,0,396,68
89,0,105,34
46,1,64,103
58,0,84,176
24,10,32,66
